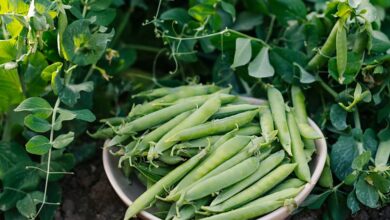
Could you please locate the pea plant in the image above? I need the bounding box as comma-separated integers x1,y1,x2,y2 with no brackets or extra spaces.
145,0,390,218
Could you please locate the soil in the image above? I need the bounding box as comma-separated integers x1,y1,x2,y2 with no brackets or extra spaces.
57,149,390,220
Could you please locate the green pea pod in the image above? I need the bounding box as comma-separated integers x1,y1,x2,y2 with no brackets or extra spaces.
166,136,252,201
267,87,292,155
124,149,208,220
297,123,321,139
236,125,261,136
287,111,311,182
167,110,258,142
318,155,333,188
201,200,283,220
180,157,260,203
211,104,258,119
268,178,305,194
148,96,222,160
88,127,115,139
203,163,296,212
336,20,348,84
210,150,285,206
259,105,277,143
375,127,390,168
244,186,304,208
159,151,185,165
307,20,340,71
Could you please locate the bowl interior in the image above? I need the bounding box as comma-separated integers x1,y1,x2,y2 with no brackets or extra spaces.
102,97,327,220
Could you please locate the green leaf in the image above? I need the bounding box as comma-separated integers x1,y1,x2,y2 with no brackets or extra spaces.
89,0,113,11
59,81,94,107
347,190,360,214
86,8,116,26
62,19,114,66
355,175,379,208
54,109,76,131
336,24,348,84
160,8,191,24
20,52,48,97
53,132,74,149
25,135,51,155
72,109,96,122
232,12,263,31
329,52,362,85
344,170,359,185
0,68,24,113
363,128,378,155
269,0,307,24
38,153,76,181
41,62,63,82
248,47,274,78
330,104,348,130
368,173,390,194
0,142,30,180
24,114,51,133
375,127,390,167
14,97,52,119
328,191,349,220
188,4,215,22
301,190,332,209
0,39,17,64
294,63,315,84
370,30,390,53
231,38,252,68
221,1,236,22
351,151,371,170
16,191,44,219
40,183,62,220
331,135,359,181
269,47,307,83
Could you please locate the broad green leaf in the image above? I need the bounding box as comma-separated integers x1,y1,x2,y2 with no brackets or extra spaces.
41,62,63,82
355,175,379,208
86,8,116,26
54,109,76,131
294,63,315,84
25,135,51,155
160,8,191,24
0,39,17,64
62,19,114,66
57,11,68,57
16,191,44,219
329,52,362,85
38,153,76,181
188,4,215,22
14,97,52,118
347,190,360,214
370,30,390,53
89,0,113,11
4,209,27,220
301,190,332,209
72,109,96,122
231,38,252,68
331,135,359,181
53,132,74,149
59,81,94,107
374,126,390,167
269,0,307,24
368,173,390,193
0,142,30,180
248,47,274,78
0,68,24,113
24,114,51,133
336,24,348,84
20,52,48,97
363,128,378,155
221,1,236,22
351,151,371,170
269,47,307,83
232,12,263,31
328,191,349,220
344,170,359,185
330,104,348,130
39,183,62,220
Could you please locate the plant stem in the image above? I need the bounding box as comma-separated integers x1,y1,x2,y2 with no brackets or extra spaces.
265,16,275,43
1,17,9,40
82,0,89,18
112,7,133,47
353,107,361,129
317,76,338,99
83,64,95,82
35,98,60,218
124,44,161,53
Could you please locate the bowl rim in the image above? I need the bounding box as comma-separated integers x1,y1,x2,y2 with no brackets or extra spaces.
102,97,327,220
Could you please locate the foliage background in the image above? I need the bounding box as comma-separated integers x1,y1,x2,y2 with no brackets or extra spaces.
0,0,389,219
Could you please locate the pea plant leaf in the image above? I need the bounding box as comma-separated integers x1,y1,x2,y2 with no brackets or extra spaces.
25,135,52,155
328,191,349,220
362,128,378,155
331,135,359,181
231,38,252,68
347,190,360,214
248,47,274,78
268,0,307,24
330,104,348,130
16,191,44,219
59,81,94,107
351,151,371,170
355,175,379,208
0,68,24,113
368,172,390,194
294,62,316,84
0,142,31,180
24,114,51,133
328,52,362,85
221,1,236,22
14,97,52,119
53,132,75,149
41,62,63,82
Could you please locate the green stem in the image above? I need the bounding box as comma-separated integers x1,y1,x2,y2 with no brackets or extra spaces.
34,98,60,218
1,17,9,40
317,76,338,99
124,44,162,53
112,8,133,47
83,64,95,82
82,0,89,18
353,107,361,129
265,16,275,43
307,20,340,71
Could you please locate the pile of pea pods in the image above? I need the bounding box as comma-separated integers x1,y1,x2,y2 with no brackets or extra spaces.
92,84,324,220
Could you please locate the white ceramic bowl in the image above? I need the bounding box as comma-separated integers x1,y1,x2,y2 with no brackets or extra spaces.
102,97,327,220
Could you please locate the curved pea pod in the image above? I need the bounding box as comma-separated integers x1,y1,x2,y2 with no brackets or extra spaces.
200,137,271,181
88,127,116,139
244,186,304,208
180,157,260,203
204,163,296,212
148,96,221,159
268,178,305,194
173,135,221,151
129,85,220,118
123,149,208,220
236,124,261,136
167,110,259,142
297,123,322,139
259,105,277,143
159,151,186,165
118,93,235,135
210,150,285,206
165,136,252,201
175,148,201,158
287,111,311,182
201,200,284,220
100,117,126,126
129,111,193,155
267,87,292,155
211,104,258,119
375,127,390,168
